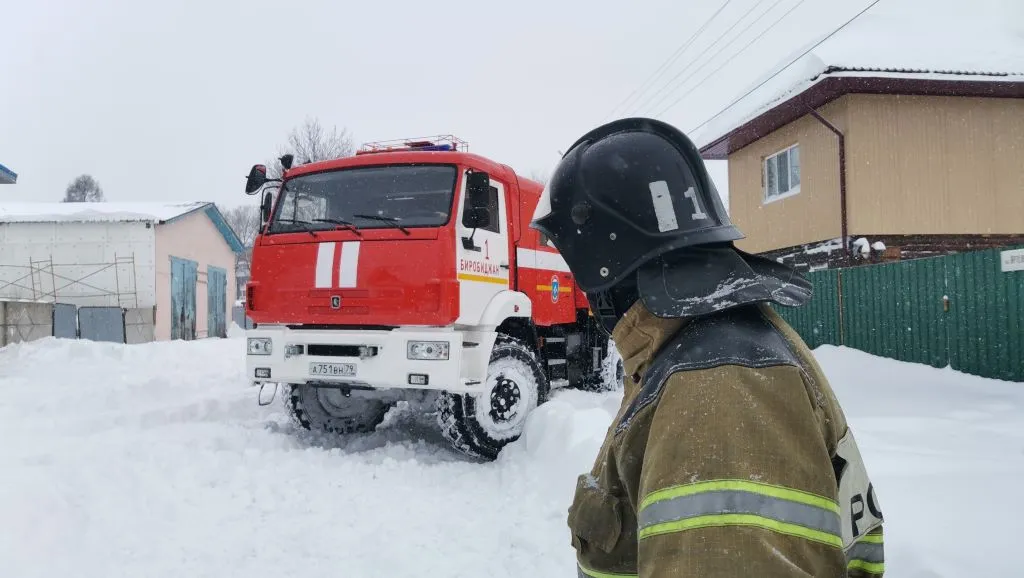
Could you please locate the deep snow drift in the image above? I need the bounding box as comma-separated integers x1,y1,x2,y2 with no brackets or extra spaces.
1,336,1021,577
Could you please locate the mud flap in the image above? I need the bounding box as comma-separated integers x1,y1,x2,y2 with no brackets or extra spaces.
258,383,279,406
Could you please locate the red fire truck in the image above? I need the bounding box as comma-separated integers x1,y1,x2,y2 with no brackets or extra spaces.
243,136,621,459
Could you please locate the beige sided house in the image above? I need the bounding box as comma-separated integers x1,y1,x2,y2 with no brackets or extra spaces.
696,15,1024,270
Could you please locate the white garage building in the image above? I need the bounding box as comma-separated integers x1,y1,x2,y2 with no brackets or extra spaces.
0,202,243,342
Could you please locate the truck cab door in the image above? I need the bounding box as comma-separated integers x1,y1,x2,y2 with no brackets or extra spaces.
456,176,509,326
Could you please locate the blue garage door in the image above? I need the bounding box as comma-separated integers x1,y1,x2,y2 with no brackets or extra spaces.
170,257,198,340
207,266,227,338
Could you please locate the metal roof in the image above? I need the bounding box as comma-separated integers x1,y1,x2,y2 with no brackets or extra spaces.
0,163,16,185
0,201,211,223
694,14,1024,156
0,202,245,254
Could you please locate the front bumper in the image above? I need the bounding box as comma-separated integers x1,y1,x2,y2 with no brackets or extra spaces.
246,326,496,394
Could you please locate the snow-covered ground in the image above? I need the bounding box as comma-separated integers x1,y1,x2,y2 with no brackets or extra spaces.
1,336,1021,577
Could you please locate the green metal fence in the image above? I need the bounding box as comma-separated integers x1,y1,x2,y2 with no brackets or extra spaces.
944,249,1024,382
774,246,1024,382
776,269,841,349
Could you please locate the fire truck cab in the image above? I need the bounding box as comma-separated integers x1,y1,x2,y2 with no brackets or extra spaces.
243,136,620,459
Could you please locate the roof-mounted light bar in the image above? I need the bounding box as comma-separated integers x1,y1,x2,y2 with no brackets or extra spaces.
356,135,469,155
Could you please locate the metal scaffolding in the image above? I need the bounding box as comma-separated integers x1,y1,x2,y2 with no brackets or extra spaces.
0,253,139,307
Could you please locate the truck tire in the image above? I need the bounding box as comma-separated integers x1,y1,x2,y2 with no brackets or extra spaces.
436,337,548,460
286,384,393,435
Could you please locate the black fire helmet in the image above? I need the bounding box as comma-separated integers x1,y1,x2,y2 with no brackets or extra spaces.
530,117,742,294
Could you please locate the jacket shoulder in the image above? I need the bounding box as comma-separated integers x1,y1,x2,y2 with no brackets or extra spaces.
615,305,802,434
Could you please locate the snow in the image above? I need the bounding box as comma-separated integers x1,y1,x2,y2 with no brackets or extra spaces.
693,13,1024,148
872,241,887,252
803,237,844,255
2,336,1022,577
0,202,211,224
853,237,871,255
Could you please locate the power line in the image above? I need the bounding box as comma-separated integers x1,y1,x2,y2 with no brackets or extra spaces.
638,0,790,117
653,0,809,117
602,0,738,122
629,0,775,117
686,0,884,135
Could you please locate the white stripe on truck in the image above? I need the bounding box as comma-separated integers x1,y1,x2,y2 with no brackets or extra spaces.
516,248,571,273
339,241,361,288
315,242,336,288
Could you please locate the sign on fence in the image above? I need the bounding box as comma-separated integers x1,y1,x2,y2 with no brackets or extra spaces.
1001,248,1024,272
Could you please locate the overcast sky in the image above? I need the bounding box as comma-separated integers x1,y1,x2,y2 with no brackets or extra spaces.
1,0,1017,209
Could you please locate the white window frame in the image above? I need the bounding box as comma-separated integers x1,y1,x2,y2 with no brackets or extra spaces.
763,143,801,203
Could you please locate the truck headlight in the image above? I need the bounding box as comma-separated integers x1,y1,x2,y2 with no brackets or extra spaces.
407,340,449,360
247,337,273,355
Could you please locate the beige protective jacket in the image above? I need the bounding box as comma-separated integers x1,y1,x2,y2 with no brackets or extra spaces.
568,302,884,578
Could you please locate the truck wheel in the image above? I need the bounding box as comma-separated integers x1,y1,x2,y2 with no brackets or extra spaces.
436,337,548,460
286,384,392,435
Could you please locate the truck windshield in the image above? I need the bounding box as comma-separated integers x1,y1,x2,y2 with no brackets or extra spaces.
269,164,458,234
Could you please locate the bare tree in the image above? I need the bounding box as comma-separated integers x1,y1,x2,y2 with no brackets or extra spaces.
219,204,262,250
63,174,105,202
219,204,262,296
268,117,354,178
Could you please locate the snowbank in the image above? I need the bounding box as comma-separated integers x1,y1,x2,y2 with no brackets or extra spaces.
2,337,1021,577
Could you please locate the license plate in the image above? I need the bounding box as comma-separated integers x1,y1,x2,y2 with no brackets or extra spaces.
309,362,357,377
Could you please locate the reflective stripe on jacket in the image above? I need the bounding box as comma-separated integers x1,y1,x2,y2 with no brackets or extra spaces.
567,302,884,577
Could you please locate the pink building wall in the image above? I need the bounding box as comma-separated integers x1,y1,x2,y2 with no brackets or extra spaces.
154,211,238,341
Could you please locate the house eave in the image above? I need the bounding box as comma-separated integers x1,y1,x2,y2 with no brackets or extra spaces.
158,203,246,255
0,163,17,184
699,75,1024,160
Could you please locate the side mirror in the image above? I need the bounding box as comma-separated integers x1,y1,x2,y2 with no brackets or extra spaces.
260,191,274,225
245,165,268,195
466,171,490,210
463,207,491,230
463,171,492,230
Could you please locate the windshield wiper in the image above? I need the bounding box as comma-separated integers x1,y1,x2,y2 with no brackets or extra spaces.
312,218,363,237
352,214,410,235
275,218,319,238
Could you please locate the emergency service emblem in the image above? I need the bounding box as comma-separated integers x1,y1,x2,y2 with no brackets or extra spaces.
330,295,341,309
551,275,560,303
835,428,883,549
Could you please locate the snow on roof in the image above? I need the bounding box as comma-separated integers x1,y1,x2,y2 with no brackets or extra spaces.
694,14,1024,148
0,201,212,224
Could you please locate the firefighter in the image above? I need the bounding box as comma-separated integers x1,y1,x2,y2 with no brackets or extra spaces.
530,118,884,577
